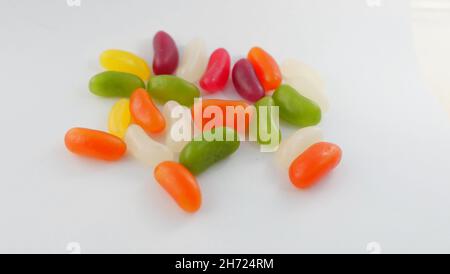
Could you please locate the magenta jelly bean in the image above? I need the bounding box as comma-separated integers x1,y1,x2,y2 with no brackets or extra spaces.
232,59,265,102
153,31,179,75
199,48,230,93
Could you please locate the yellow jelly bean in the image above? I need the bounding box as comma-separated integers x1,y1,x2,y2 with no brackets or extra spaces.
100,49,151,81
108,99,131,139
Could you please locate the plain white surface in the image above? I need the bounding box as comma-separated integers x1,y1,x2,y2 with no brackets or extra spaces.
0,0,449,253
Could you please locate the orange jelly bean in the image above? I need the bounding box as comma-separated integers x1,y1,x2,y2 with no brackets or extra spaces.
289,142,342,189
130,88,166,134
64,127,126,161
191,99,253,133
247,47,282,92
154,161,202,213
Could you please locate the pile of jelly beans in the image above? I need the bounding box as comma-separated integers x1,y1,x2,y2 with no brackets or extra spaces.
65,31,342,213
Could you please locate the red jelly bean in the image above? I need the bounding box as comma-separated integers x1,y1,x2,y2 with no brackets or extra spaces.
199,48,230,93
152,31,179,75
232,59,265,102
289,142,342,189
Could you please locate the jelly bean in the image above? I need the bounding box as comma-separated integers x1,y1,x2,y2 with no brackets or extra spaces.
124,125,174,166
289,142,342,189
199,48,230,93
250,96,281,147
147,75,200,107
154,161,201,213
176,38,208,83
280,59,323,84
275,126,323,170
108,98,131,139
281,59,329,112
162,101,193,153
130,88,165,134
272,84,321,127
247,47,282,92
285,77,329,113
89,71,145,97
191,99,253,134
152,31,179,75
232,59,265,102
100,49,151,81
179,127,240,175
64,127,126,161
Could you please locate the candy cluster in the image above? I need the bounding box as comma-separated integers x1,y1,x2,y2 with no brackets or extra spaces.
65,30,342,213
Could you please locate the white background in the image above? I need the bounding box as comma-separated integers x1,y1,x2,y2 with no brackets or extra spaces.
0,0,449,253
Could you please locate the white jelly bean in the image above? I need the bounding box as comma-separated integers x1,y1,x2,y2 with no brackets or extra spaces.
162,101,193,153
281,59,323,83
280,59,329,112
125,124,174,166
275,126,323,170
176,38,208,83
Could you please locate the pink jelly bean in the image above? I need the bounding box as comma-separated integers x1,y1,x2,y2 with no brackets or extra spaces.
232,59,265,102
199,48,230,93
153,31,179,75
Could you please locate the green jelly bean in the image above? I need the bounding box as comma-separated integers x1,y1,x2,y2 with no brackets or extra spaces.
89,71,145,97
179,127,240,175
272,84,321,127
147,75,200,107
254,96,282,145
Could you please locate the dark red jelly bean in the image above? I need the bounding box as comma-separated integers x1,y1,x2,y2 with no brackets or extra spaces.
152,31,179,75
199,48,230,93
232,59,265,102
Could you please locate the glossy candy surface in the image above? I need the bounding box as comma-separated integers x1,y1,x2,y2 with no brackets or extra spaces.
232,59,265,102
124,125,174,166
179,127,240,175
108,99,131,139
65,127,126,161
281,59,329,112
272,84,321,127
247,47,282,92
130,88,165,134
162,101,193,153
147,75,200,107
176,38,208,83
275,126,323,169
154,161,201,213
153,31,179,75
289,142,342,189
250,96,281,147
100,49,151,81
89,71,145,97
199,48,230,93
191,99,253,134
